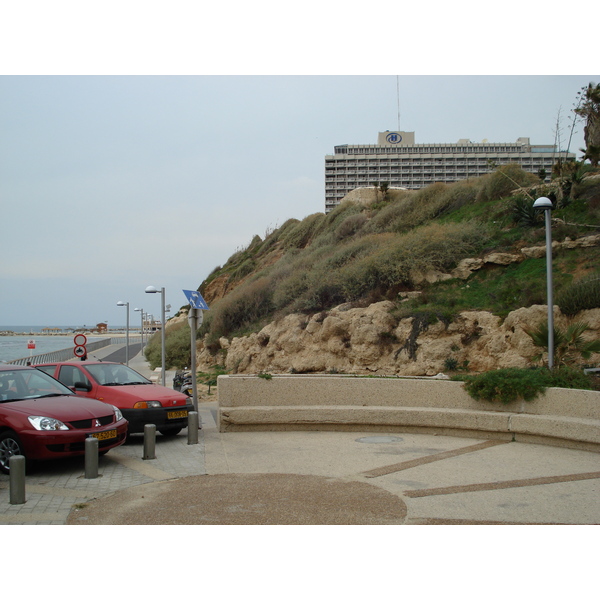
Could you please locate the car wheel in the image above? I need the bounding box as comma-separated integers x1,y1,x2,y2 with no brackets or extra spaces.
0,431,25,475
159,427,182,437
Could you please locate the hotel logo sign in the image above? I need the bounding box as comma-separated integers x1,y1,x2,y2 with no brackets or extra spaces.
386,132,402,144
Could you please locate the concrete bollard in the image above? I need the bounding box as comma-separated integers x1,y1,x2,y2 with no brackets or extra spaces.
85,436,99,479
9,455,26,505
143,423,156,460
187,411,199,445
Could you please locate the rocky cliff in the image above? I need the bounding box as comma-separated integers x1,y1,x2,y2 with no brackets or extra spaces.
192,302,600,376
170,235,598,377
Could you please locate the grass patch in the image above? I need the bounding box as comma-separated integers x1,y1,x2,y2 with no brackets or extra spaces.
405,248,596,320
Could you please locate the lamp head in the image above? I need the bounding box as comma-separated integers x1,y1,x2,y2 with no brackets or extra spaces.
533,197,554,210
145,286,158,294
117,301,126,307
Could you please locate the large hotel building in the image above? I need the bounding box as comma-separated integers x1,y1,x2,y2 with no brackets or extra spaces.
325,131,574,212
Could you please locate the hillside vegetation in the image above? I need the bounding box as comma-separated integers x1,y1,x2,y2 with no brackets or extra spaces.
145,164,600,370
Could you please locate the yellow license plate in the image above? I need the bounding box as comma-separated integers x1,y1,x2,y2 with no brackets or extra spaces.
92,429,117,441
167,410,188,420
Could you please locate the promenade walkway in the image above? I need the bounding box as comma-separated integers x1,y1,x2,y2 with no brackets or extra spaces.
1,344,599,525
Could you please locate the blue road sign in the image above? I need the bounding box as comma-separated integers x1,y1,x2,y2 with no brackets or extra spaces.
183,289,210,310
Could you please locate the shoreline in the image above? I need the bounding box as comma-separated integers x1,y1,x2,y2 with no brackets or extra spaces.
0,331,138,337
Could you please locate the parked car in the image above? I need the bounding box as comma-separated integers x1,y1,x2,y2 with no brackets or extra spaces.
0,364,127,474
36,361,194,436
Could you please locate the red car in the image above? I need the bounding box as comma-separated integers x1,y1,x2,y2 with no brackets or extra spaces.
0,364,127,474
36,361,193,436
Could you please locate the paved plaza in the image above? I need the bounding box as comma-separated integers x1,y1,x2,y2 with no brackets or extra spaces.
1,345,599,525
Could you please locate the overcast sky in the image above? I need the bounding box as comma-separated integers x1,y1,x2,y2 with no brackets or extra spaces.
1,74,597,327
0,4,598,327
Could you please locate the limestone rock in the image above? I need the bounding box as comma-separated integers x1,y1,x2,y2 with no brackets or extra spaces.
411,269,453,284
451,258,483,279
521,243,560,259
195,301,600,378
483,252,523,265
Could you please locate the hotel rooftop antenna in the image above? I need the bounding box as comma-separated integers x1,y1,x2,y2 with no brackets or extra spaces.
396,75,401,131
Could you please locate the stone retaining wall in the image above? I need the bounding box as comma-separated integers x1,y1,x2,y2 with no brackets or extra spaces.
217,375,600,452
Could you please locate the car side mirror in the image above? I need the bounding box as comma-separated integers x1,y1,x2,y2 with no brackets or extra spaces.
73,382,92,392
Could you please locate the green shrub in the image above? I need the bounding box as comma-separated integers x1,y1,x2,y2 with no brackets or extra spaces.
144,322,192,370
230,258,256,282
256,218,301,255
399,182,451,225
281,213,325,249
291,278,346,313
477,164,539,203
315,201,363,235
336,212,368,239
444,357,459,371
272,269,310,311
364,184,455,235
324,235,377,270
546,366,594,390
437,180,478,211
144,332,162,369
557,272,600,315
462,368,548,403
461,366,594,403
208,276,274,339
334,222,489,302
164,322,193,369
363,193,414,234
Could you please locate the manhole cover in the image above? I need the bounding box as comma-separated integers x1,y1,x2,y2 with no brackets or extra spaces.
356,436,403,444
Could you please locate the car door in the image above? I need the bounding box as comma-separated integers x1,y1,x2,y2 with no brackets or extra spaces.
56,364,96,398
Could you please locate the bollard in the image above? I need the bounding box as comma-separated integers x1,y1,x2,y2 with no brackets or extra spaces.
143,423,156,460
187,411,199,445
85,436,99,479
9,455,26,505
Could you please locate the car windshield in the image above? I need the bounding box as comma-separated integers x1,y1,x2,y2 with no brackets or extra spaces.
0,368,75,402
84,363,151,386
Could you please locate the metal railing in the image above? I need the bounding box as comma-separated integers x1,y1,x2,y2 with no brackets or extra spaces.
7,336,142,366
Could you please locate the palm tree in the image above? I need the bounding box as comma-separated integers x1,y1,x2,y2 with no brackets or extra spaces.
379,181,390,202
525,321,600,367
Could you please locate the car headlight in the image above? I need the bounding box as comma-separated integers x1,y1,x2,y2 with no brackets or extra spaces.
112,406,124,421
133,401,162,409
28,416,69,431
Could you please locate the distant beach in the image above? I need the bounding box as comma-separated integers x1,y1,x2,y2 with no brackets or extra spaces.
0,325,128,335
0,326,133,363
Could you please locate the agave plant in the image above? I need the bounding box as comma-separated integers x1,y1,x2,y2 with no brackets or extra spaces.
512,196,542,227
525,321,600,367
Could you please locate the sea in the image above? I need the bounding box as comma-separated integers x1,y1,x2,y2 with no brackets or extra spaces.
0,326,122,363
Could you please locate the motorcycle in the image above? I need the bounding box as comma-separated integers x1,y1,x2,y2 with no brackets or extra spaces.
173,370,193,396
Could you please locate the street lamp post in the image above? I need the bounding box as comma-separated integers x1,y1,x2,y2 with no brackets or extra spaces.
116,300,130,366
145,286,166,386
533,197,555,369
134,307,144,350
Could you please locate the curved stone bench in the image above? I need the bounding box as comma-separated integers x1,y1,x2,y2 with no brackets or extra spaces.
217,375,600,452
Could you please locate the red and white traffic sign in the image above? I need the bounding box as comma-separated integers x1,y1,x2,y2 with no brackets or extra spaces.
73,333,87,358
27,339,36,350
73,334,87,346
